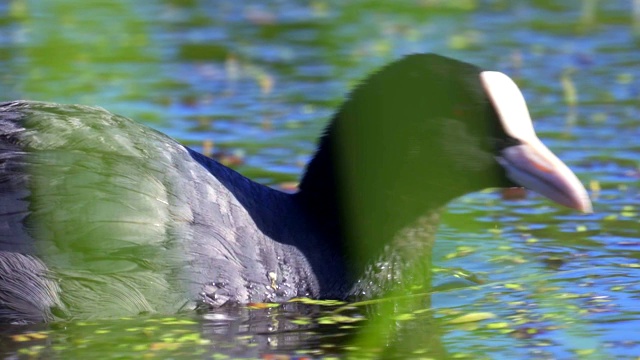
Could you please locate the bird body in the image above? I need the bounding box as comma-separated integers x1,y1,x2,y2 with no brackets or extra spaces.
0,101,346,321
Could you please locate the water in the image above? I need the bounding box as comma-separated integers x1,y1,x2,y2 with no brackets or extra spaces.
1,0,639,358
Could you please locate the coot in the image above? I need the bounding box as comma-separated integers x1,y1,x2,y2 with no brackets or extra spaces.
0,54,591,323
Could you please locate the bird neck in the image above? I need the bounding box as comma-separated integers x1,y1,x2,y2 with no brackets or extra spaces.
298,114,450,284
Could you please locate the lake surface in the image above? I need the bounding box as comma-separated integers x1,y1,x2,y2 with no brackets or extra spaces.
1,0,639,358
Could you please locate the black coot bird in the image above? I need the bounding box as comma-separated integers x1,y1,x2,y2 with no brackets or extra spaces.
0,54,591,323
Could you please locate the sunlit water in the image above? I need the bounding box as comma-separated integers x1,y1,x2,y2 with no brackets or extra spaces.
0,0,639,358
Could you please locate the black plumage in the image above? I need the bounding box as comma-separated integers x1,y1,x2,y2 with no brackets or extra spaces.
0,54,590,323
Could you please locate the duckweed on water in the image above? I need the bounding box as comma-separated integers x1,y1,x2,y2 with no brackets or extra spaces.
447,312,497,324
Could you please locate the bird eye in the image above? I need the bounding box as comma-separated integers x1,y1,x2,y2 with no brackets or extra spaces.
453,104,468,118
492,136,521,152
